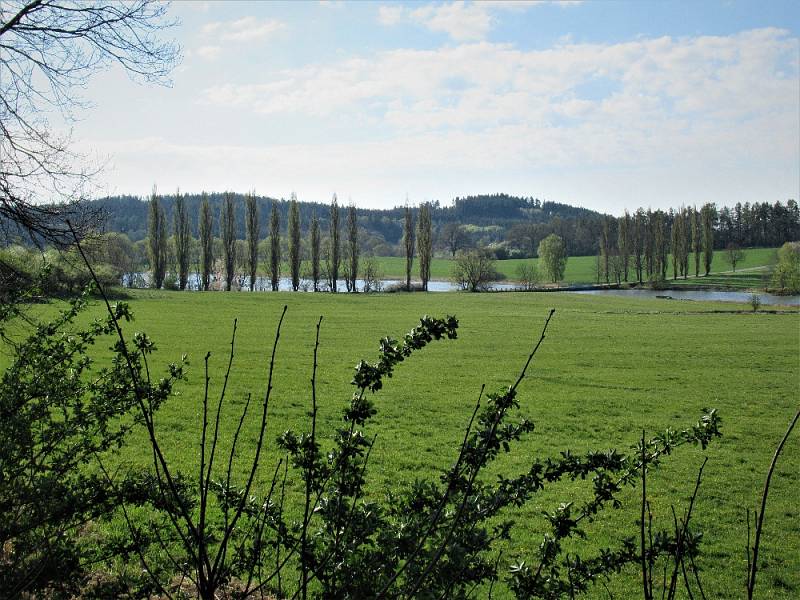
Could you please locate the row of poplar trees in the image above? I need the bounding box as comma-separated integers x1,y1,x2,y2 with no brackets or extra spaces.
597,204,716,284
147,188,435,292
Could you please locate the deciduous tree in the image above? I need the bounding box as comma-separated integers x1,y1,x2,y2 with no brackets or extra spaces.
245,192,259,292
538,233,567,283
221,193,236,291
147,187,167,289
173,189,190,290
289,194,301,291
417,203,433,291
199,193,213,291
0,0,178,247
310,213,321,292
269,202,280,292
327,195,340,292
403,204,414,291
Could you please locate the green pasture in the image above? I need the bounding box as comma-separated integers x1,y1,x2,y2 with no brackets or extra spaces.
372,247,779,288
48,288,799,598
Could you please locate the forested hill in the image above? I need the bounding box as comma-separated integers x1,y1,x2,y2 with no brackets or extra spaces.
90,193,798,259
92,192,604,244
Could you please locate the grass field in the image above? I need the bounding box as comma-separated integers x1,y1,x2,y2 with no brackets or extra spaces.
48,287,799,598
373,247,780,287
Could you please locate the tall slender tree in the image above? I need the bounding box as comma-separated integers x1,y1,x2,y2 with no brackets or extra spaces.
310,213,321,292
147,186,167,289
199,193,213,291
221,192,236,291
346,204,358,292
618,210,630,282
691,205,701,277
632,208,645,283
245,192,259,291
702,203,715,276
417,202,432,291
600,217,611,283
269,201,281,292
289,194,301,292
327,194,340,293
671,209,681,280
173,189,190,290
403,204,415,291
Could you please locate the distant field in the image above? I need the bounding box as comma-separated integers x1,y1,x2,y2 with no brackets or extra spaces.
373,247,779,287
43,288,799,598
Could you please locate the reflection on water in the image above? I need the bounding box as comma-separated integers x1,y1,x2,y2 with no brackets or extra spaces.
572,288,800,306
125,273,798,305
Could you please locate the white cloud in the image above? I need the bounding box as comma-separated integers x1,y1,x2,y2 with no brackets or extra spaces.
196,28,798,204
201,16,286,42
380,1,584,41
378,5,404,26
410,2,493,42
195,45,222,60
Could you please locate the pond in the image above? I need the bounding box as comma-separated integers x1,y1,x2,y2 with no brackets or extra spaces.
570,288,800,306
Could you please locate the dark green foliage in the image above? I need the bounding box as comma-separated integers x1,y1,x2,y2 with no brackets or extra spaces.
221,193,236,291
270,201,281,291
173,191,191,290
147,189,167,289
417,203,432,291
310,213,321,292
246,192,260,292
199,193,213,291
289,195,301,292
403,205,414,291
328,195,340,293
345,204,358,292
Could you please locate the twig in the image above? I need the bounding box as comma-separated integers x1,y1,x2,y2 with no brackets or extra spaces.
747,408,800,599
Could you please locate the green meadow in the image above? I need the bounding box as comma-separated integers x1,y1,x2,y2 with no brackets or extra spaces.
372,246,779,287
61,287,799,598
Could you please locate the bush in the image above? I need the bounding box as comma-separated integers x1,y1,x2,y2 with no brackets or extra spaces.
452,249,499,292
771,242,800,293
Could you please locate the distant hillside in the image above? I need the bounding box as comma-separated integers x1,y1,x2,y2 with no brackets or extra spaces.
92,192,606,252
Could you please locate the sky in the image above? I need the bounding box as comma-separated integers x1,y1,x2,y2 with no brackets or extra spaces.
69,0,800,215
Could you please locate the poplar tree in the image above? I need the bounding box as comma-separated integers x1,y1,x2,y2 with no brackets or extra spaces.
417,202,432,291
346,204,358,292
403,204,415,291
245,192,259,291
618,210,630,282
327,194,340,292
289,194,301,292
633,208,645,283
310,213,321,292
702,203,715,275
173,189,190,290
269,201,280,292
199,193,213,291
221,192,236,291
600,217,611,283
691,205,701,277
147,186,167,289
671,209,681,280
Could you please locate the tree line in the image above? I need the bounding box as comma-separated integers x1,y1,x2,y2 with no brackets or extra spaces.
147,189,435,293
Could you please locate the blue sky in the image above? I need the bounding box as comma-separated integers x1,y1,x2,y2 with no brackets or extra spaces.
71,0,800,215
